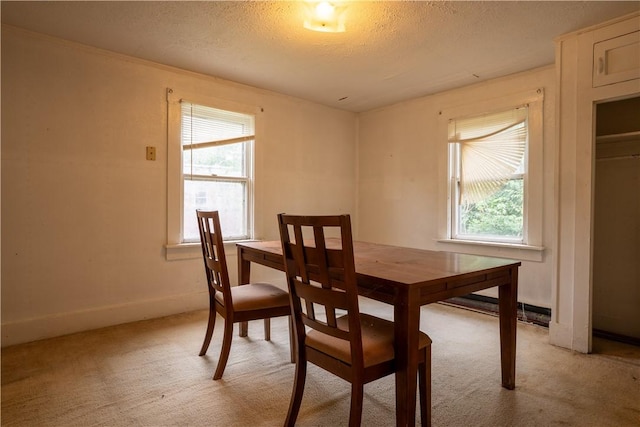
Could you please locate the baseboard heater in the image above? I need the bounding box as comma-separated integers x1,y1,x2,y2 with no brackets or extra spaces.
442,294,551,327
443,296,640,346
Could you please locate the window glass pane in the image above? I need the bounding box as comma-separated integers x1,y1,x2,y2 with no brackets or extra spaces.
183,180,247,241
183,143,246,177
458,178,523,239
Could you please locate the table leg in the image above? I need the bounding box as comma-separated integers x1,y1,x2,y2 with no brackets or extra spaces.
395,287,421,427
238,247,251,337
498,265,518,389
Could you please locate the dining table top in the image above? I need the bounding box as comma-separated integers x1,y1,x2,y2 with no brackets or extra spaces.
237,238,521,289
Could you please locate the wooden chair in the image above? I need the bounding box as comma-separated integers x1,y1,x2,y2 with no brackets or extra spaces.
196,210,293,380
277,213,432,426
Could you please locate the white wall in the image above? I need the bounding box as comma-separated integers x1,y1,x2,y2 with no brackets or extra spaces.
357,66,557,308
1,25,561,347
1,27,357,346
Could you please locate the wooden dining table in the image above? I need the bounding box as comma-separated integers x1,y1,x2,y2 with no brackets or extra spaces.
236,239,521,427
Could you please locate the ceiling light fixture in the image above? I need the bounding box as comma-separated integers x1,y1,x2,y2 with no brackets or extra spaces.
303,1,347,33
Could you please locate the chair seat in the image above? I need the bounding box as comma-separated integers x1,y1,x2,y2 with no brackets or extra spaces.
306,313,432,367
215,282,290,311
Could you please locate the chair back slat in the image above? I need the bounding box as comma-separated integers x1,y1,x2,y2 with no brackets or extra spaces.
278,213,363,367
196,210,232,304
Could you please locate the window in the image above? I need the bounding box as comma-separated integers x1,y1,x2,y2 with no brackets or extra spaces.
181,102,254,242
439,88,544,253
166,89,255,255
449,107,527,243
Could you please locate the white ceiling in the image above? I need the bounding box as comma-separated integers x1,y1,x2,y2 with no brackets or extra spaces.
2,1,639,112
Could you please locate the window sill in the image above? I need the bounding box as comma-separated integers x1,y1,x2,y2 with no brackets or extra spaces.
165,239,256,261
436,239,545,262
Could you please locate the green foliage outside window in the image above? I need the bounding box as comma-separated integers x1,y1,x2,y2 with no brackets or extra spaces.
460,179,523,238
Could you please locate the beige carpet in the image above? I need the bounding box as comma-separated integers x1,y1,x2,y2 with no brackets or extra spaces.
2,299,639,426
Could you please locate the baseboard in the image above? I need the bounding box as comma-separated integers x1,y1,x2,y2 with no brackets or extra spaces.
442,294,551,327
593,329,640,346
1,291,209,348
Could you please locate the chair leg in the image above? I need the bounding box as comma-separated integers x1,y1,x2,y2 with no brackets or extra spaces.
418,347,432,427
199,303,217,356
240,321,248,337
213,320,234,380
349,383,364,427
284,355,307,427
264,318,271,341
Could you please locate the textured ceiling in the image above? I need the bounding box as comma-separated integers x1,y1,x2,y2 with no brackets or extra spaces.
2,1,639,112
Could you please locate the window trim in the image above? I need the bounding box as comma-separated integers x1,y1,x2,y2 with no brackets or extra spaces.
437,88,545,261
165,88,257,260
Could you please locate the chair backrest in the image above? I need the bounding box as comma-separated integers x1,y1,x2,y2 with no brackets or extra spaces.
277,214,364,368
196,210,232,304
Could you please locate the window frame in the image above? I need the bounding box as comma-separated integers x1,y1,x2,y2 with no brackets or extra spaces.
166,88,256,260
448,106,528,244
437,89,545,261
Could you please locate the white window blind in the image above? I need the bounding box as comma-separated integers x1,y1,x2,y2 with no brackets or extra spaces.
449,107,527,206
181,102,254,176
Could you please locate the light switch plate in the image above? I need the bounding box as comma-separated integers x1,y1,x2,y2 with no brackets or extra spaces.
146,146,156,161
